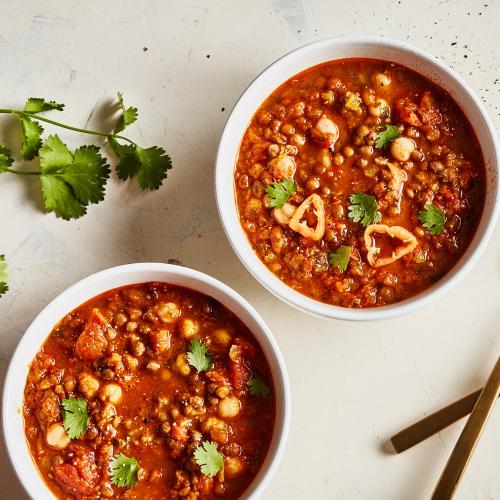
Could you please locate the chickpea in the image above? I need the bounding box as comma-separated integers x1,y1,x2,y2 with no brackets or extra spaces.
374,72,391,88
359,145,374,157
237,175,249,189
267,143,280,158
218,396,241,418
132,341,145,356
306,178,320,191
202,417,228,443
290,133,306,148
125,321,137,332
248,162,264,179
343,146,354,157
180,318,199,339
79,372,100,398
333,153,344,166
369,98,390,117
100,383,123,405
113,312,127,327
390,137,415,162
156,302,181,323
46,423,70,450
216,386,230,399
318,148,331,168
147,361,161,372
268,154,296,180
123,354,138,371
281,123,295,136
213,328,232,347
224,456,245,478
173,353,191,376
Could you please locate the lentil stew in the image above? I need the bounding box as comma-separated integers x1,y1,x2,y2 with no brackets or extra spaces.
234,58,486,308
23,282,275,499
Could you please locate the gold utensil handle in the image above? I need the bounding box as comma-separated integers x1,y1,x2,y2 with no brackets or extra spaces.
390,389,498,453
431,356,500,500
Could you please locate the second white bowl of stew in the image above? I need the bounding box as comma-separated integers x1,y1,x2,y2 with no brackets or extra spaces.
216,37,499,320
2,263,290,499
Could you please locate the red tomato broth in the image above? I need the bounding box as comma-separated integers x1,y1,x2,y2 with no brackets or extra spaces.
23,282,276,499
234,58,485,307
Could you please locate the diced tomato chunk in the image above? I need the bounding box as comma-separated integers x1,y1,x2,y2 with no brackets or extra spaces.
418,91,442,126
75,309,108,361
53,464,96,498
395,97,422,126
35,390,60,430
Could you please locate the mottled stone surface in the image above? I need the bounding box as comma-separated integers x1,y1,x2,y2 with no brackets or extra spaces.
0,1,499,498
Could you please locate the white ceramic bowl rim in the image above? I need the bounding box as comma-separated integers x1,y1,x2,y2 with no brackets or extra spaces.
2,263,291,500
215,36,500,321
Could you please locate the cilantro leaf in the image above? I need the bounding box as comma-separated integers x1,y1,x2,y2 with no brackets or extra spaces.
0,145,14,169
24,98,65,113
114,93,138,134
419,203,446,235
374,124,400,149
109,454,140,488
187,339,212,372
61,398,88,439
39,135,110,220
20,116,44,160
329,245,351,272
348,193,381,227
0,255,8,297
247,376,271,397
194,441,224,477
265,178,297,208
110,137,172,190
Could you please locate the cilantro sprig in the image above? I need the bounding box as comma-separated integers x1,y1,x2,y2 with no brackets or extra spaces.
247,376,271,397
194,441,224,477
0,255,8,297
419,203,446,235
0,94,172,219
348,193,381,227
109,454,140,488
265,178,297,208
374,124,400,149
61,398,88,439
329,245,351,272
187,339,212,372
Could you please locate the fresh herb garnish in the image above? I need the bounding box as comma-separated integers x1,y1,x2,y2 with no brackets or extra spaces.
39,136,109,220
419,204,446,235
61,398,88,439
247,376,271,397
328,245,351,272
187,339,212,372
109,454,140,488
0,94,172,219
374,124,400,149
113,93,138,134
0,255,8,297
265,178,297,208
194,441,224,477
348,193,381,227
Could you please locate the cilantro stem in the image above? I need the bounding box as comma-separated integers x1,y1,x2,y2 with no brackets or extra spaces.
0,109,139,147
0,166,40,175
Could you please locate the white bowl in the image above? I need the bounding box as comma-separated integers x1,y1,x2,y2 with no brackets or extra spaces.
2,263,291,499
215,36,500,321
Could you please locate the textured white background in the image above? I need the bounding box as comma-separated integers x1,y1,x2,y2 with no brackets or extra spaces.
1,1,499,499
